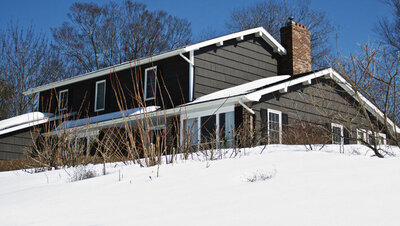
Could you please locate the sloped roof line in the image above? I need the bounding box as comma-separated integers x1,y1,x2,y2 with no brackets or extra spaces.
243,68,400,133
23,27,286,95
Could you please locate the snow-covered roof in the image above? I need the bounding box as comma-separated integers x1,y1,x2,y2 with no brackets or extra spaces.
23,27,286,95
0,112,54,136
56,106,160,130
187,75,291,105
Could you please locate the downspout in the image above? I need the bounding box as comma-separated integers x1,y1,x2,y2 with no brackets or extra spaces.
189,51,194,101
179,51,195,102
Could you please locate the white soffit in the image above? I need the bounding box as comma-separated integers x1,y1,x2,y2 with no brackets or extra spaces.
185,27,286,55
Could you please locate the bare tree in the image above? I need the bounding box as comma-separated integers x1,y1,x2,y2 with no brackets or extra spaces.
333,44,400,157
51,1,192,75
375,0,400,54
0,79,13,120
0,22,64,117
226,0,335,68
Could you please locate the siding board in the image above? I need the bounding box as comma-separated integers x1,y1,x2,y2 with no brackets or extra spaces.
194,34,279,99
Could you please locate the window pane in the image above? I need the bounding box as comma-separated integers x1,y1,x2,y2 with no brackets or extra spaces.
146,68,156,99
332,126,342,144
96,82,105,110
59,90,68,110
201,115,216,143
184,118,198,146
225,111,235,145
268,112,280,144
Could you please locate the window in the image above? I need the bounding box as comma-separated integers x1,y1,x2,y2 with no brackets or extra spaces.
181,107,235,148
268,109,282,144
201,115,216,144
367,131,387,145
183,118,199,146
58,89,68,111
95,80,106,112
331,123,343,145
357,129,367,144
219,111,235,147
145,66,157,101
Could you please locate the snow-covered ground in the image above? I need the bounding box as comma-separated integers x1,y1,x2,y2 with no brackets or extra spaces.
1,144,400,226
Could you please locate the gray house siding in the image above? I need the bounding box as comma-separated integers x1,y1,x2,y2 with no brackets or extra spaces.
193,35,279,98
0,128,39,160
252,78,373,144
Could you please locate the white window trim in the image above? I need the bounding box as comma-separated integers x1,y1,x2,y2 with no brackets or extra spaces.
58,89,68,111
331,123,344,145
144,66,157,101
94,80,106,112
267,109,282,144
356,128,367,145
367,130,387,145
180,105,235,147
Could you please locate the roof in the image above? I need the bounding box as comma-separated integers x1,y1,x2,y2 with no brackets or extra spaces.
184,75,291,106
23,27,286,95
0,112,53,136
56,106,159,130
180,68,400,134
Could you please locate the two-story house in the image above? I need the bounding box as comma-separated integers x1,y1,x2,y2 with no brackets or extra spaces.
0,20,398,160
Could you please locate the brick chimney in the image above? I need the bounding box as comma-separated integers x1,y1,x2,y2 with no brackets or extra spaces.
279,18,311,75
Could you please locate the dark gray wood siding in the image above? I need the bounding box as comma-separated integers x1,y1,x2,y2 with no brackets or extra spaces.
0,128,39,160
194,34,279,98
39,55,189,118
252,78,374,144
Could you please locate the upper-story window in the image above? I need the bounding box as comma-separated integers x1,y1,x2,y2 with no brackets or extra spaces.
58,89,68,111
145,66,157,101
95,80,106,112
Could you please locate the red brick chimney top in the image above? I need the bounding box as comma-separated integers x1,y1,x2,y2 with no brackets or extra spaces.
278,19,312,76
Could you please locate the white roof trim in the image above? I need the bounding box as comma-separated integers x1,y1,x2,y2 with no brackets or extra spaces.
244,68,400,133
184,27,286,54
0,118,49,136
24,27,285,95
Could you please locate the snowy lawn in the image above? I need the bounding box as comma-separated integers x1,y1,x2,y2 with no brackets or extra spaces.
1,145,400,226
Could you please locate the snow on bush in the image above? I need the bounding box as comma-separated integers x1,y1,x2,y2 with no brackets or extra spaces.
69,166,97,182
243,167,277,182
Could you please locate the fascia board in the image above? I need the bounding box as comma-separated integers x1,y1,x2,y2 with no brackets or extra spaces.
0,118,49,136
245,69,332,101
329,70,400,133
184,27,286,55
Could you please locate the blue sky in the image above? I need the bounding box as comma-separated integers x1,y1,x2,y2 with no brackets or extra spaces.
0,0,391,56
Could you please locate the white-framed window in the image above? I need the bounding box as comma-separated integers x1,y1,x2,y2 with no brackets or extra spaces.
267,109,282,144
356,128,367,144
94,80,106,112
331,123,344,145
357,129,387,145
180,105,235,148
58,89,68,111
145,66,157,101
367,131,387,145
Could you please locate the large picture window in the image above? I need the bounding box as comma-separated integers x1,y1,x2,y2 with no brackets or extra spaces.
145,66,157,101
58,89,68,111
95,80,106,112
268,109,282,144
181,107,235,148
